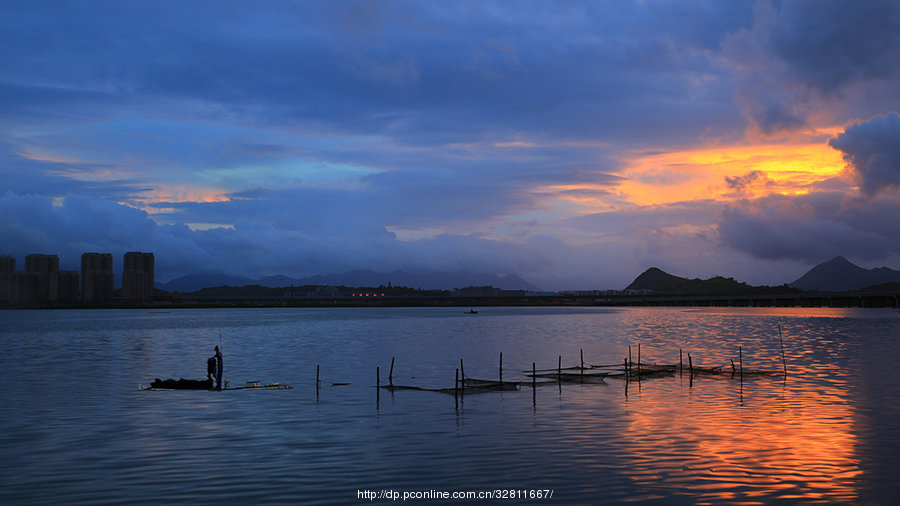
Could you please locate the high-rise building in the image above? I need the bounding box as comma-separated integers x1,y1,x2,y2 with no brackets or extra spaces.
123,252,154,304
25,254,60,303
81,253,114,304
0,255,14,304
57,270,80,303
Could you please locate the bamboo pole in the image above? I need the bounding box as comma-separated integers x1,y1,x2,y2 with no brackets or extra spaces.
580,348,584,381
558,355,562,393
499,352,503,383
688,352,693,387
389,357,395,386
460,358,465,381
778,323,787,377
637,343,641,379
455,368,459,410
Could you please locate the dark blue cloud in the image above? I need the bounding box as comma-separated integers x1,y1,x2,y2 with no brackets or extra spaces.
719,192,900,263
724,0,900,134
829,112,900,196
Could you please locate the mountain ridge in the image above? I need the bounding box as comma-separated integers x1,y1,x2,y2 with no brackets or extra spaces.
789,256,900,291
159,269,540,292
627,256,900,295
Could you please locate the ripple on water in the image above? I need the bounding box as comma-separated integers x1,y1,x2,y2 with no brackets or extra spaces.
1,307,897,504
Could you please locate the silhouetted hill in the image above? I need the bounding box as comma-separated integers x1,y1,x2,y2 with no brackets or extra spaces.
626,267,691,292
790,256,900,291
160,270,540,292
160,273,257,292
626,267,792,296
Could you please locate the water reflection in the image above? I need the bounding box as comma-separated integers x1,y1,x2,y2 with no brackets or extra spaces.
617,361,860,503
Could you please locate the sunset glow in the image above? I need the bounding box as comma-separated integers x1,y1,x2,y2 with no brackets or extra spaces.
616,141,848,206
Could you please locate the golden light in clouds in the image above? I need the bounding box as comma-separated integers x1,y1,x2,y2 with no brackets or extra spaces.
139,184,231,204
616,141,847,206
135,185,232,219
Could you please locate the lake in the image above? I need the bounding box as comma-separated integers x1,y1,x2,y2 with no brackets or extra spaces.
1,306,899,504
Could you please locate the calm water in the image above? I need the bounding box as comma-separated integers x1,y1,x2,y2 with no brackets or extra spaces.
2,306,899,504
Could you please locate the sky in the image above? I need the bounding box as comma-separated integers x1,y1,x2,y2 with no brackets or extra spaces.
2,0,900,290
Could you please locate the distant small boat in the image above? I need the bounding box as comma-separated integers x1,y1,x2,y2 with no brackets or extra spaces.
466,309,478,314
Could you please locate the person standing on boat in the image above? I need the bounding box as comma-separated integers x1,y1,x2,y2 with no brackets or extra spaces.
214,345,223,391
207,354,217,384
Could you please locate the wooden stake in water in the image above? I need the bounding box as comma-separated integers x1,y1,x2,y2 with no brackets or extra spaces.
499,352,503,383
454,368,459,410
688,352,693,387
637,343,642,379
679,348,683,372
778,323,788,377
739,346,743,384
557,355,562,393
389,357,395,387
460,358,465,381
580,348,584,381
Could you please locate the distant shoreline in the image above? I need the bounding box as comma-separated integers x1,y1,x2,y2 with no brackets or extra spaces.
4,290,900,310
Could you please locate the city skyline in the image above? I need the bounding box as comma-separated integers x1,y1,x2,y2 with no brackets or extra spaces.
0,251,153,305
2,1,900,290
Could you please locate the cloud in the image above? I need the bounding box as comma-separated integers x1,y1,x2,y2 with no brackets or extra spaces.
829,112,900,195
719,192,900,263
0,192,565,287
723,0,900,134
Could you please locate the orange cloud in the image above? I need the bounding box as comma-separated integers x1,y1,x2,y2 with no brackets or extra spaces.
137,184,231,205
616,142,848,206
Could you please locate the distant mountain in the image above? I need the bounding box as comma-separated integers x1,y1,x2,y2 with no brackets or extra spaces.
626,267,691,292
159,273,257,292
790,256,900,291
297,270,540,291
626,267,788,295
159,270,540,292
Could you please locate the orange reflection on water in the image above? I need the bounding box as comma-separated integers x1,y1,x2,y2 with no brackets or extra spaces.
617,372,861,504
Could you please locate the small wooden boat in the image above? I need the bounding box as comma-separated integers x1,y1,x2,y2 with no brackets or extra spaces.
140,378,292,391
